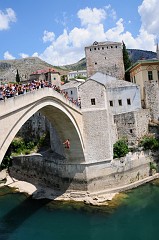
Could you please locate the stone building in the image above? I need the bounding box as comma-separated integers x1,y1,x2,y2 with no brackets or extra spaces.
78,72,150,146
78,79,115,162
89,72,141,115
127,59,159,108
85,41,125,79
68,70,87,80
61,79,84,102
30,68,61,87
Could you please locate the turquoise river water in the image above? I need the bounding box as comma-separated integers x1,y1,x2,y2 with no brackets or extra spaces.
0,181,159,240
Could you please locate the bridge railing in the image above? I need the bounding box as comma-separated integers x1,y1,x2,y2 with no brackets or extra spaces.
0,87,81,117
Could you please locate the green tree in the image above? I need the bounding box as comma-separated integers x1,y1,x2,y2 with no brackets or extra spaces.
123,42,131,71
16,69,20,84
113,139,129,159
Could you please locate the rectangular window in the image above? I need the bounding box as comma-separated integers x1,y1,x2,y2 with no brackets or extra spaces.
95,62,97,65
127,98,131,105
118,99,122,106
71,90,73,95
109,100,113,107
134,76,136,83
148,71,153,80
91,98,96,105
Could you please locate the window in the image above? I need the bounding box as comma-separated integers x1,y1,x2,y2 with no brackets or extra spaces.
115,46,118,48
134,76,136,83
148,71,153,80
111,46,113,48
71,90,73,95
54,77,56,80
127,98,131,105
91,98,96,105
158,71,159,80
130,129,133,133
109,101,113,107
90,48,91,51
95,62,97,65
105,57,107,60
118,99,122,106
102,47,104,50
98,47,100,50
94,47,96,50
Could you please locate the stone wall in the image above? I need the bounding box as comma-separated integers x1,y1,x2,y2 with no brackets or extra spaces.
10,153,88,191
10,150,156,193
86,150,154,192
107,85,141,115
144,80,159,120
79,80,114,162
114,109,150,145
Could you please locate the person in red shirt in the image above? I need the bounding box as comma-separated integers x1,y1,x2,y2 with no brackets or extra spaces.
63,139,70,149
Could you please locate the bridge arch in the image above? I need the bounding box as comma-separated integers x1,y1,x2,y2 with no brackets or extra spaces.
0,91,85,164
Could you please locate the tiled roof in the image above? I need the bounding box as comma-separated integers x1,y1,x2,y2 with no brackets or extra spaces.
31,68,58,75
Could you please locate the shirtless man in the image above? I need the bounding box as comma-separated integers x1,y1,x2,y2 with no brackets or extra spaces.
63,139,70,149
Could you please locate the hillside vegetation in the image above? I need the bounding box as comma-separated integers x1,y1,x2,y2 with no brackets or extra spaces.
0,57,69,82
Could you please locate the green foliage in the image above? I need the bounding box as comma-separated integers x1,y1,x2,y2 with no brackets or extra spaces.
16,69,20,83
11,137,25,153
37,132,50,150
76,75,86,80
139,135,159,151
0,156,12,170
113,139,129,159
123,42,131,70
150,162,157,171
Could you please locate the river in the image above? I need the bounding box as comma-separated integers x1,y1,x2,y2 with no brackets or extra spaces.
0,181,159,240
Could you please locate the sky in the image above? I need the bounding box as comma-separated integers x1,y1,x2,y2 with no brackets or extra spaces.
0,0,158,66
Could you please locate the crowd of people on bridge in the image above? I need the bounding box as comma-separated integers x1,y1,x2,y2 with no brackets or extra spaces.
0,80,81,108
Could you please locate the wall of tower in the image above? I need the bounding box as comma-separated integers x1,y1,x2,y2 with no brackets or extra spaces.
85,42,125,79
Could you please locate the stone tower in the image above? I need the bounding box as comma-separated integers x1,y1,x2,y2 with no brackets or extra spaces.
85,41,125,79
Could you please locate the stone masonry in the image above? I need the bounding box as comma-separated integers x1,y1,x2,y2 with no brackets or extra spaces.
85,41,125,79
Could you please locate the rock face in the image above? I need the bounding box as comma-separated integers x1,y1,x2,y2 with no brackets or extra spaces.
0,57,68,83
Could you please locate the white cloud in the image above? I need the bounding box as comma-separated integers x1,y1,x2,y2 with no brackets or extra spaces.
37,3,158,66
138,0,159,35
32,52,39,57
0,8,16,30
42,30,55,43
4,51,15,60
77,7,106,26
19,53,29,58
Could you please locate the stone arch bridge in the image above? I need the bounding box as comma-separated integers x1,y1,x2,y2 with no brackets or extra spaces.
0,87,113,193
